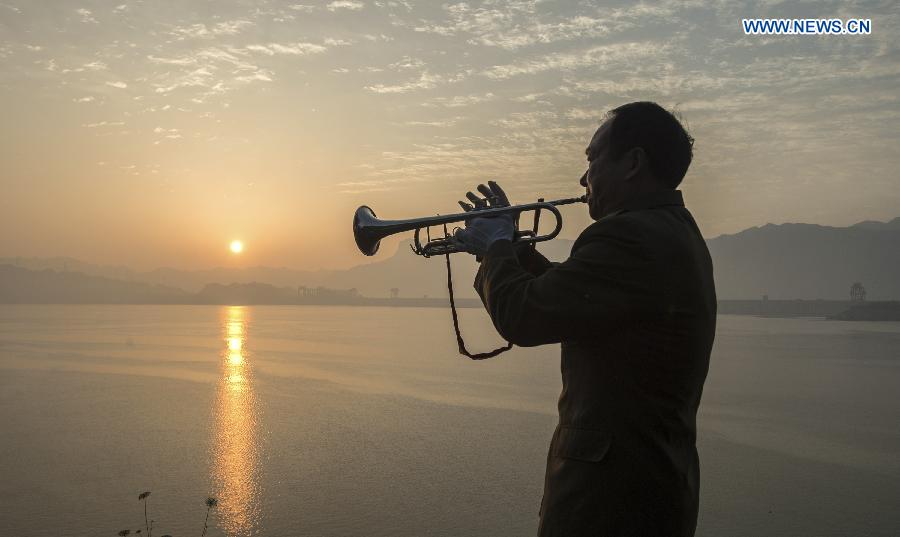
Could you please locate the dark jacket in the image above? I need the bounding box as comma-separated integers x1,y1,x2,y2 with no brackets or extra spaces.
474,190,716,537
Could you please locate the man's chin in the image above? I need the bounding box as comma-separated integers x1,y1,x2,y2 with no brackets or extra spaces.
587,197,602,220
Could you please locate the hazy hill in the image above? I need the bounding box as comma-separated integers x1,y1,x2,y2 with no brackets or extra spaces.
706,218,900,300
316,238,575,299
0,240,574,300
336,217,900,300
0,256,141,282
3,217,898,302
0,265,191,304
197,282,301,305
0,256,335,294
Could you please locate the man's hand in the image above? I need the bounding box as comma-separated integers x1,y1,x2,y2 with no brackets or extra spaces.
457,180,511,212
452,181,515,257
453,213,514,257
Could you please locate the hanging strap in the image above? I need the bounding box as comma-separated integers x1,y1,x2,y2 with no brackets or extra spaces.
444,251,513,360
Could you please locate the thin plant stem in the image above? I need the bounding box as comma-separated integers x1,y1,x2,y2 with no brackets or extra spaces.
138,491,152,537
200,497,217,537
200,507,211,537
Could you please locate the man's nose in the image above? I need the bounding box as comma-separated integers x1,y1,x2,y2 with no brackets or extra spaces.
579,171,587,187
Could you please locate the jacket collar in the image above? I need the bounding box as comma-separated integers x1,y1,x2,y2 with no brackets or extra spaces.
605,189,684,218
622,189,684,212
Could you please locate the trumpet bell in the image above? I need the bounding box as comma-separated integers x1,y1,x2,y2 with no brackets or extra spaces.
353,205,382,256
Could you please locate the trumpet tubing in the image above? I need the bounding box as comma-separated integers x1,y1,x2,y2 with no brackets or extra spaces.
353,195,585,257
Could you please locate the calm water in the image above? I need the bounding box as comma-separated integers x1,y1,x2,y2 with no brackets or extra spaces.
0,305,898,537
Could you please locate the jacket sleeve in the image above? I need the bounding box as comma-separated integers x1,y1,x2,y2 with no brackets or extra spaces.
511,242,555,276
474,222,657,347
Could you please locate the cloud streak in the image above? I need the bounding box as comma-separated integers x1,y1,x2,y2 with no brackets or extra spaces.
170,20,254,40
245,42,327,56
483,42,670,79
365,71,444,94
327,1,364,11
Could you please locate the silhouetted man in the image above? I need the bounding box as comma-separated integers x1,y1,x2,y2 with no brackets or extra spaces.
453,102,717,537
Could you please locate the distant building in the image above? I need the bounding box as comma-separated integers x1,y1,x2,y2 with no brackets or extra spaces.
850,282,866,302
298,285,360,298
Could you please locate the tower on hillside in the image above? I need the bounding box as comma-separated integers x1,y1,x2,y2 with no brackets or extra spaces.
850,282,866,302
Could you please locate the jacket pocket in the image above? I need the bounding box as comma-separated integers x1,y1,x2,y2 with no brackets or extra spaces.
551,426,612,463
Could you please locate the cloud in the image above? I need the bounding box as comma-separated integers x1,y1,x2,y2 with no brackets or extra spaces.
57,61,108,74
343,133,585,196
490,111,558,129
142,41,289,103
565,108,601,121
83,121,125,128
142,104,172,113
146,46,279,100
327,1,364,11
76,8,97,24
106,81,128,89
409,4,617,50
235,71,273,83
483,42,668,79
153,67,215,94
170,20,254,40
388,56,424,70
336,175,429,194
194,48,258,70
289,4,316,12
73,96,96,103
148,55,197,66
364,71,443,94
372,0,412,10
405,117,464,127
245,42,327,55
324,38,353,46
362,33,393,42
512,93,548,103
550,68,733,101
215,20,254,35
423,92,495,108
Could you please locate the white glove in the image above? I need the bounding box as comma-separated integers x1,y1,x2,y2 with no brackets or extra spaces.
452,213,515,256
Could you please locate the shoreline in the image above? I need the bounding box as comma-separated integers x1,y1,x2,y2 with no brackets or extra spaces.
2,299,899,320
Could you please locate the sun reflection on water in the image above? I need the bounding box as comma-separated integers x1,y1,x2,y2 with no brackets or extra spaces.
212,306,262,535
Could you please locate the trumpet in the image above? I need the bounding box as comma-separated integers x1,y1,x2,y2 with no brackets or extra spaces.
353,195,586,257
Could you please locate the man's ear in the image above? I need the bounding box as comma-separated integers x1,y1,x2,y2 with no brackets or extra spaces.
624,147,647,181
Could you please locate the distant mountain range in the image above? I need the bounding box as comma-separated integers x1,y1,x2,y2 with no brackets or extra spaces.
0,264,191,304
2,216,899,303
706,217,900,300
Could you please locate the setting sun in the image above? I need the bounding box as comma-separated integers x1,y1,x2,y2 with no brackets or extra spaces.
230,240,243,254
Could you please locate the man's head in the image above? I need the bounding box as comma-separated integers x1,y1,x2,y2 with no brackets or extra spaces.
580,101,693,220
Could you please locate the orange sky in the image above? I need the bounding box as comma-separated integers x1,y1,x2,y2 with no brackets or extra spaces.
1,1,897,270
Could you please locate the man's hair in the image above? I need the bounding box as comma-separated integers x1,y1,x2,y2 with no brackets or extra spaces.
607,101,694,189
